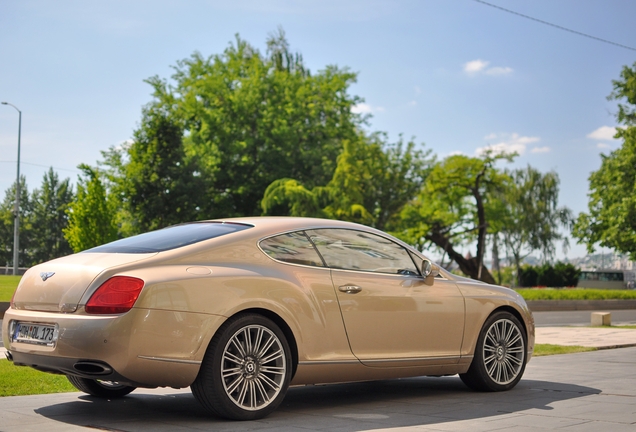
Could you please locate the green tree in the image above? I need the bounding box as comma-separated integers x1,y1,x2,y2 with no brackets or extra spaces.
103,29,362,230
64,165,117,253
112,104,206,233
30,168,74,263
496,166,572,287
0,176,33,267
261,135,433,230
573,62,636,258
397,152,513,284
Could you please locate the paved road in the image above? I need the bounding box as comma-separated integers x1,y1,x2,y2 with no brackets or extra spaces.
0,347,635,431
533,309,636,327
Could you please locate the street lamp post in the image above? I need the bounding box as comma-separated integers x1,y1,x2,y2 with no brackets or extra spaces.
2,102,22,276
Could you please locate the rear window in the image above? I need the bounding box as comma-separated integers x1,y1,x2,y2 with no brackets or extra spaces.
84,222,252,253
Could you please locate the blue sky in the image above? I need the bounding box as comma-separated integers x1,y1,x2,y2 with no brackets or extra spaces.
1,0,635,259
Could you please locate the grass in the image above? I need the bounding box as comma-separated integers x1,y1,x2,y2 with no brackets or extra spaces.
516,288,636,301
590,325,636,329
533,344,597,356
0,359,76,396
0,276,21,302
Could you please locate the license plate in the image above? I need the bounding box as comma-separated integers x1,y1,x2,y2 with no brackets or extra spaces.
12,322,58,346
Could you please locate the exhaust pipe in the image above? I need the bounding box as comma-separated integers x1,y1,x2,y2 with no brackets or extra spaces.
73,361,112,375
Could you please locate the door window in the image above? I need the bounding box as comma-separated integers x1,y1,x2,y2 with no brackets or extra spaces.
260,231,325,267
306,229,419,275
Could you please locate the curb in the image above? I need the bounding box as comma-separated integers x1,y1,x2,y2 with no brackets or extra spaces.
527,299,636,312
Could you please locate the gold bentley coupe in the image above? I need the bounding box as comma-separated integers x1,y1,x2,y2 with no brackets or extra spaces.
3,217,534,420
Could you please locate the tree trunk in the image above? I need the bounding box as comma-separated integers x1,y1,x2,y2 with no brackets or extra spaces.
427,231,496,284
492,234,501,285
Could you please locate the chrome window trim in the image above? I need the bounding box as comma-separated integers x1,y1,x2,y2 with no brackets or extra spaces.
257,226,448,280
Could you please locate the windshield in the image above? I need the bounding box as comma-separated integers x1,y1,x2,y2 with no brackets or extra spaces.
84,222,253,253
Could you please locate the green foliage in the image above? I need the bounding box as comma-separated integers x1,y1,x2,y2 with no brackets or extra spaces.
0,176,32,267
573,126,636,259
609,61,636,126
495,166,572,286
491,266,516,287
0,170,74,267
515,288,636,300
64,165,117,253
396,151,513,283
518,265,539,287
0,360,76,396
101,29,363,234
0,275,20,301
573,62,636,259
30,169,74,263
115,104,206,233
517,262,580,287
261,135,432,230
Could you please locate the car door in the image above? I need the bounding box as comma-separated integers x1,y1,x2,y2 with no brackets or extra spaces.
307,228,465,367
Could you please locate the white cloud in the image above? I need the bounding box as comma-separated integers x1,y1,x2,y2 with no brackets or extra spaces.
414,86,421,95
587,126,618,141
531,146,551,154
351,103,384,114
597,142,611,149
409,100,417,106
351,103,372,114
463,59,489,74
464,59,513,76
448,150,465,156
476,132,540,156
485,66,513,76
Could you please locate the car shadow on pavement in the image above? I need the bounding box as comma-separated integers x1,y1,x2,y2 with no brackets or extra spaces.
34,376,600,431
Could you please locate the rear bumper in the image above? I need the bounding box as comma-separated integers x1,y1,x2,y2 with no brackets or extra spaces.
7,350,145,387
2,307,226,388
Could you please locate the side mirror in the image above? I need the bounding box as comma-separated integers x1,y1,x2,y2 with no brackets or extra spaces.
421,259,440,278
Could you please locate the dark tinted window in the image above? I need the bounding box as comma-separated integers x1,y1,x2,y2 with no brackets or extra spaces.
84,222,252,253
580,271,623,282
260,231,325,267
307,229,418,275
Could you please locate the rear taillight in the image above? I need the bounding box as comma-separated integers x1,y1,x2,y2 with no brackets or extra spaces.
85,276,145,314
10,288,16,309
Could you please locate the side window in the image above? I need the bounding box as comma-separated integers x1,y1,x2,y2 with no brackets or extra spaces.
260,231,325,267
307,229,419,275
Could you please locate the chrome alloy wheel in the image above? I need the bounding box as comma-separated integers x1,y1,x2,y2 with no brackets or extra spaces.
95,380,129,389
221,324,287,411
482,318,525,385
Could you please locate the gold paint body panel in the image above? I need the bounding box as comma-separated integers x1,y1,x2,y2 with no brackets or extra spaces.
2,217,533,389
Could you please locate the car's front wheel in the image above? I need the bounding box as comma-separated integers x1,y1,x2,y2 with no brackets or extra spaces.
460,311,527,392
192,313,293,420
66,375,136,398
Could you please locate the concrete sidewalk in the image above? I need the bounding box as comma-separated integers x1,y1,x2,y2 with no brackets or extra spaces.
535,326,636,348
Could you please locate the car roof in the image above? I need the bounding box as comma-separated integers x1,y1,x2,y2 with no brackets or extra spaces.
207,216,376,234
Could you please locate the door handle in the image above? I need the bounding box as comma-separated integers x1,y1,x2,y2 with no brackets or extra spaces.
338,285,362,294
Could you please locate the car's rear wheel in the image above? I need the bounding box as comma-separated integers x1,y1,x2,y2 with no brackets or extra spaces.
66,375,136,398
192,313,292,420
460,311,527,392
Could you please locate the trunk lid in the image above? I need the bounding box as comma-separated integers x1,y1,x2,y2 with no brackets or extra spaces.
12,252,157,313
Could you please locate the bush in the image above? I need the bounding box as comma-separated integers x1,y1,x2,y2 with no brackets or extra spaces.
519,265,538,287
519,262,580,287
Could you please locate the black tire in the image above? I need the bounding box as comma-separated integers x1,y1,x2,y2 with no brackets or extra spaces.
66,375,136,398
192,313,293,420
460,311,527,392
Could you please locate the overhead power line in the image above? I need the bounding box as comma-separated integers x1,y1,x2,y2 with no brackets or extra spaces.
474,0,636,52
0,160,80,173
